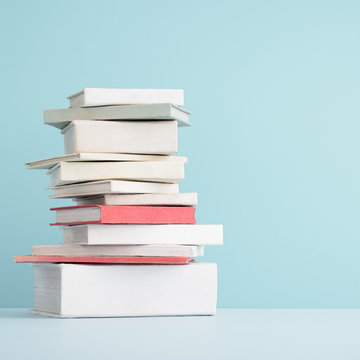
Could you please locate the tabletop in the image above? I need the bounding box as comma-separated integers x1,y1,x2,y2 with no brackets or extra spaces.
1,308,360,359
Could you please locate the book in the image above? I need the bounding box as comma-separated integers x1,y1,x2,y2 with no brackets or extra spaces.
51,205,196,225
68,88,184,107
26,153,187,170
74,193,197,206
49,180,179,198
63,120,177,155
63,224,223,246
31,262,217,317
44,103,191,129
32,244,203,257
47,161,185,187
15,256,193,265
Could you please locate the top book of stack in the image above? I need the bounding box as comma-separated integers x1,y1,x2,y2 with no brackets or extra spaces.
44,89,190,129
68,88,184,107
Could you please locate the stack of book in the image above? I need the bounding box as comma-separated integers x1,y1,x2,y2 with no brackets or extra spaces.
16,88,223,318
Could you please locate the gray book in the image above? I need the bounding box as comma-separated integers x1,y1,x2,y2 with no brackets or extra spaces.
44,103,191,129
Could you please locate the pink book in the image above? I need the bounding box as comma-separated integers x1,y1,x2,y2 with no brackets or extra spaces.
14,255,194,265
50,205,196,225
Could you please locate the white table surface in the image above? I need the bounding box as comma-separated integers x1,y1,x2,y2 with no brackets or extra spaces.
1,308,360,360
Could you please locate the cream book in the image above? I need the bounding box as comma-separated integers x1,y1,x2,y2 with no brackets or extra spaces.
26,153,187,170
32,263,217,317
44,103,191,129
32,244,203,257
63,224,223,246
62,120,177,155
47,161,185,186
68,88,184,107
74,193,197,206
50,180,179,198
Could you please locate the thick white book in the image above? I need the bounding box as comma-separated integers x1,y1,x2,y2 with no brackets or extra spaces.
68,88,184,107
47,161,185,187
32,244,203,257
63,224,223,246
44,103,191,129
32,262,217,317
62,120,177,155
50,180,179,198
26,153,187,170
74,193,197,206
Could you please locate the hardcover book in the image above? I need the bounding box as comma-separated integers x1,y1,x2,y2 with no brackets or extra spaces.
51,205,196,225
44,103,191,129
68,88,184,107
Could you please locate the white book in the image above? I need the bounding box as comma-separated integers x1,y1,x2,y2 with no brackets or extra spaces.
74,193,197,206
44,103,191,129
62,120,177,155
48,161,185,187
63,224,223,246
32,244,203,257
32,262,217,317
50,180,179,198
68,88,184,107
26,153,187,170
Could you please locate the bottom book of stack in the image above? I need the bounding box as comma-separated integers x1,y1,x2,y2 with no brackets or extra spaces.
32,262,217,318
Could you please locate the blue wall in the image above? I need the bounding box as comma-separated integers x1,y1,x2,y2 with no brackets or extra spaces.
1,0,360,307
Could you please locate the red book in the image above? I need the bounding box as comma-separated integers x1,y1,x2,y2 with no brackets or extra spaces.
50,205,196,225
14,255,194,265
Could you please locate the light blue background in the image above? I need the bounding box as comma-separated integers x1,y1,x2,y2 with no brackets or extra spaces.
1,0,360,307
